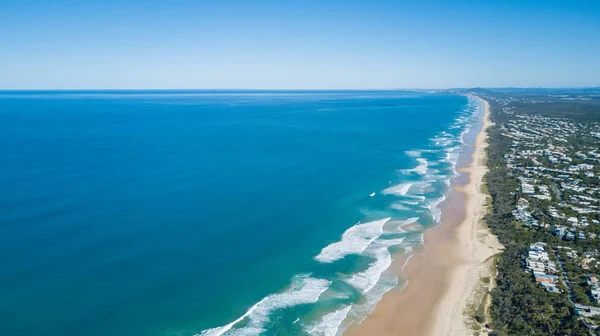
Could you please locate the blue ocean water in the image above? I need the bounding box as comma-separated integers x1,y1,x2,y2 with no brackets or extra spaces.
0,91,480,336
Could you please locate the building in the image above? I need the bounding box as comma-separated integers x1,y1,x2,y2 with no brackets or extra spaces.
575,304,600,318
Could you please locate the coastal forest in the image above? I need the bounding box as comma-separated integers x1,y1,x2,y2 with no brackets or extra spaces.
479,89,600,336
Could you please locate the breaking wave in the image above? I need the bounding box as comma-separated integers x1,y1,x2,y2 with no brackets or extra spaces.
315,218,391,263
306,306,352,336
346,237,405,293
401,158,428,175
382,183,412,196
199,275,331,336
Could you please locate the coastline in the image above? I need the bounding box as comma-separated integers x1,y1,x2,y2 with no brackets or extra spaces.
344,97,503,336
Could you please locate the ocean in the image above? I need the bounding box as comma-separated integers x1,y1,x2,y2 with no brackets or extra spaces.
0,91,482,336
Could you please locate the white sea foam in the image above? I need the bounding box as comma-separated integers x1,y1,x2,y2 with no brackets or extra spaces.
421,196,446,223
366,276,398,306
347,249,392,293
307,306,352,336
443,178,451,187
410,180,435,194
414,158,428,174
346,238,405,293
382,183,412,196
390,202,410,211
424,173,446,182
403,195,426,201
349,275,399,326
444,147,461,169
315,218,390,263
430,136,454,146
416,232,425,245
396,217,419,232
431,207,442,223
198,275,331,336
401,158,428,175
429,195,446,209
405,150,421,157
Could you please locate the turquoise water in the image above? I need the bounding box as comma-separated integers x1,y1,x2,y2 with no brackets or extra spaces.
0,91,480,336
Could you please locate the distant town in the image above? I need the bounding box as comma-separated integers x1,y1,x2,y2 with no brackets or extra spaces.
468,88,600,335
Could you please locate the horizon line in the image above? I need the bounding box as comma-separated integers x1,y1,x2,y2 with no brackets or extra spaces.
0,86,599,92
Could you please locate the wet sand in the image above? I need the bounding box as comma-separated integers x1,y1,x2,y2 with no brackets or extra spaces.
345,96,502,336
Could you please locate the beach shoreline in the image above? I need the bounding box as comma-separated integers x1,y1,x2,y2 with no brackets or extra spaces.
344,96,503,336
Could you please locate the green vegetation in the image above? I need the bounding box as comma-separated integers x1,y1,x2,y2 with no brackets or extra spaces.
472,90,600,335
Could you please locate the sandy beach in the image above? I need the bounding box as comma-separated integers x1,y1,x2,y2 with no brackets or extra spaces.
345,97,503,336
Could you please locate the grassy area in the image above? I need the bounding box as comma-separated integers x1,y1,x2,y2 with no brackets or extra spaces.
468,258,500,333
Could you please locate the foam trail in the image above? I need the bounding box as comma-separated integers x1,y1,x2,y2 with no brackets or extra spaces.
390,202,410,211
410,180,435,194
198,275,331,336
346,238,405,293
347,248,392,293
425,173,445,180
414,158,428,174
397,217,419,225
421,196,446,223
403,195,426,201
347,273,399,325
382,183,412,196
307,306,352,336
428,196,446,209
443,178,451,187
315,218,390,263
401,158,428,175
431,208,442,223
396,217,419,232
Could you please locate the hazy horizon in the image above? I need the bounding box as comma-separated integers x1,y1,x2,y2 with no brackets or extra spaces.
1,86,599,91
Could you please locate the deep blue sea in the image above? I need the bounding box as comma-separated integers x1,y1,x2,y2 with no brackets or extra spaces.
0,91,481,336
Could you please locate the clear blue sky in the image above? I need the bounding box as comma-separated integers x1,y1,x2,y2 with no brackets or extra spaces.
1,0,599,89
